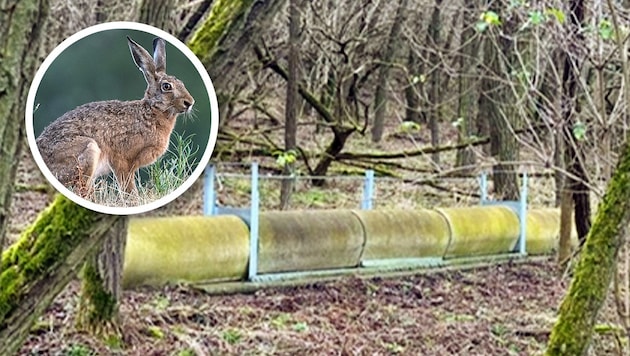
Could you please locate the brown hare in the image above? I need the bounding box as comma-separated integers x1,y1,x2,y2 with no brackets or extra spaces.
36,36,194,199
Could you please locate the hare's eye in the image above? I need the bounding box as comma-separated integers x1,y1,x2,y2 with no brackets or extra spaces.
161,82,172,91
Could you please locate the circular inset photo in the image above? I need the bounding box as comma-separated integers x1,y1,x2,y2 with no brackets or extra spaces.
26,22,219,215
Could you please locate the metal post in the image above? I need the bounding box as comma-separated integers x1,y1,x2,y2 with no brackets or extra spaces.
362,170,375,210
203,165,216,215
518,172,528,255
248,162,260,280
479,172,488,204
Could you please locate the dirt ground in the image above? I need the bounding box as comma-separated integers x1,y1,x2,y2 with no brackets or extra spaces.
17,259,567,356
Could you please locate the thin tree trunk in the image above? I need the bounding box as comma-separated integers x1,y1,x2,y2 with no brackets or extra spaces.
455,0,479,169
280,0,300,210
481,22,519,200
0,0,49,264
558,189,574,267
426,0,442,164
0,196,117,355
371,0,408,143
561,0,591,244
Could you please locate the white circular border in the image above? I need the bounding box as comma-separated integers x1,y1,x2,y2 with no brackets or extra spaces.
25,22,219,215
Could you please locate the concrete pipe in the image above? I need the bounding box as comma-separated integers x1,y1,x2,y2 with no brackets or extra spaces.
123,215,250,288
526,208,577,255
438,206,520,258
353,209,450,261
257,210,365,274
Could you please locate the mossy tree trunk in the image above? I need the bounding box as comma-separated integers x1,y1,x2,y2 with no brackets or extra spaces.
0,0,49,260
187,0,286,115
0,196,118,355
76,217,127,336
545,138,630,354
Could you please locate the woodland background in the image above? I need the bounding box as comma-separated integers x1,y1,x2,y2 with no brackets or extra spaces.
2,0,630,354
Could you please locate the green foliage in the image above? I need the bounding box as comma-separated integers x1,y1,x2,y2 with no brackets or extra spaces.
572,121,586,141
544,8,565,24
528,11,544,26
63,343,96,356
598,19,614,40
146,325,165,339
222,328,242,344
104,334,123,350
293,322,308,332
273,149,298,168
476,11,501,32
176,349,196,356
399,121,421,133
144,132,198,196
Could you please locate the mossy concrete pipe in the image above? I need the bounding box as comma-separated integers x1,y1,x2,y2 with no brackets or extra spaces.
257,210,365,274
123,216,250,288
438,206,520,258
526,208,578,255
353,209,450,260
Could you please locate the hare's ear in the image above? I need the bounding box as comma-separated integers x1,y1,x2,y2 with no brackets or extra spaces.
152,38,166,73
127,36,156,85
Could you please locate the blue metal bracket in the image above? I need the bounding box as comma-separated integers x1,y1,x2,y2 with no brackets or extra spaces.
479,172,528,255
362,170,375,210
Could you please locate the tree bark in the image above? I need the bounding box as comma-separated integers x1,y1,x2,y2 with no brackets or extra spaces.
561,0,590,245
76,217,128,336
139,0,174,32
188,0,287,95
280,0,300,210
425,0,442,164
479,8,519,200
0,196,117,355
371,0,408,143
0,0,49,264
546,138,630,355
455,0,480,170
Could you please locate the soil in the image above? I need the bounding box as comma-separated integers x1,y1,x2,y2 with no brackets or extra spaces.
18,259,567,356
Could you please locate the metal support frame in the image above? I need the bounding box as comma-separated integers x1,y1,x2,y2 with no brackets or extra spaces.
362,170,375,210
479,172,528,255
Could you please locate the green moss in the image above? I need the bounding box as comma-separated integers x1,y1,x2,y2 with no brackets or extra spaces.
187,0,253,64
0,195,97,324
546,141,630,355
77,261,117,329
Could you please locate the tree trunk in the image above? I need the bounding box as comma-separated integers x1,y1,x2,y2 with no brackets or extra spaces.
561,0,590,245
481,25,519,200
558,188,574,267
188,0,287,96
76,217,128,337
455,0,480,170
426,0,442,164
404,48,423,124
280,0,300,210
0,196,117,355
371,0,408,143
0,0,49,263
138,0,174,32
546,139,630,355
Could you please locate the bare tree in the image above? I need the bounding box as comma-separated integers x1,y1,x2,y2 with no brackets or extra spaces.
280,0,301,209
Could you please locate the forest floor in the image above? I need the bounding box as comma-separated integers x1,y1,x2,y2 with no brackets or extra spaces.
17,259,570,356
